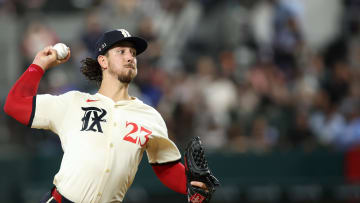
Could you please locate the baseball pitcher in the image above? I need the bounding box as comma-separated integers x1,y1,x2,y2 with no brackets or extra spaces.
4,29,218,203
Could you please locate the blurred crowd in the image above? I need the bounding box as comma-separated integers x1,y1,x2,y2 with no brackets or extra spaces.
2,0,360,155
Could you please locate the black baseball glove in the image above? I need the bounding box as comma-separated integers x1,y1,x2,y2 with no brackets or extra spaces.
184,136,220,203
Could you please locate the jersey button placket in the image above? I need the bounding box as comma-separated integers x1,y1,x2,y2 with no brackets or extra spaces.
95,108,115,202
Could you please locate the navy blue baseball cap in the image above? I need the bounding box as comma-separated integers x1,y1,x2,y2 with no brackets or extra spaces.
95,29,148,57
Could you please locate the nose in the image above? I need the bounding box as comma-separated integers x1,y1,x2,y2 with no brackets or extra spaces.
126,52,135,63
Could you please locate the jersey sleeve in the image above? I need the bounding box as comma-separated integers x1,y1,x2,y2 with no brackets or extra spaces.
146,113,181,164
31,91,75,134
4,64,44,126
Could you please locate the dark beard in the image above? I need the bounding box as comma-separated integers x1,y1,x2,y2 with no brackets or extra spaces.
118,70,134,84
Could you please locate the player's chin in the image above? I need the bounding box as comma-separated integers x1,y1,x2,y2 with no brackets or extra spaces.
118,71,136,84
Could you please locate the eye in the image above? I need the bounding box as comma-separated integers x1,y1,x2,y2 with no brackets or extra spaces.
131,50,136,57
116,49,125,54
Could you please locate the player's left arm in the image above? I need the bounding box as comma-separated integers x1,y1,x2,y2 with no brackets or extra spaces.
152,162,208,194
152,161,187,194
146,111,208,196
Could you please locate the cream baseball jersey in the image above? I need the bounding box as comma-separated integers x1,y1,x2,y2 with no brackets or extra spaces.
31,91,181,202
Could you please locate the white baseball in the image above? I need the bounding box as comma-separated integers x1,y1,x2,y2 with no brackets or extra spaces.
52,43,69,60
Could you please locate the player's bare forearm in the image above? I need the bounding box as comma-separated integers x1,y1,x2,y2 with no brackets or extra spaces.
32,46,71,71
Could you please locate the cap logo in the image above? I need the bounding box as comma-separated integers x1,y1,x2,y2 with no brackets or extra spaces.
99,42,107,51
117,29,131,38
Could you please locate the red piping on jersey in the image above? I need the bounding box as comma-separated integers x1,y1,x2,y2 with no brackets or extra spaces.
152,162,187,194
51,187,63,203
4,64,44,126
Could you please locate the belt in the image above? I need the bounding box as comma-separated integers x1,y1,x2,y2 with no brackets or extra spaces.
51,187,74,203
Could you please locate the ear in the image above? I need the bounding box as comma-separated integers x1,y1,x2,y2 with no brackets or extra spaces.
97,55,108,70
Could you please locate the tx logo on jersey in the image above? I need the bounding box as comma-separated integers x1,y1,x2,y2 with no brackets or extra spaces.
81,107,107,133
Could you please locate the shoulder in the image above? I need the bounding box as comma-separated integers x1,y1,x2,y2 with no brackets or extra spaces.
61,90,92,100
135,98,165,122
66,90,90,97
38,90,93,104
